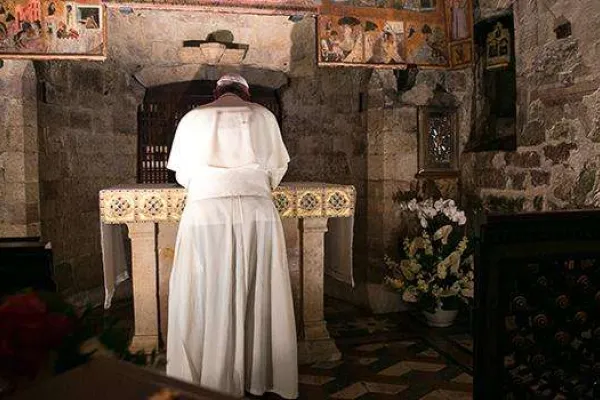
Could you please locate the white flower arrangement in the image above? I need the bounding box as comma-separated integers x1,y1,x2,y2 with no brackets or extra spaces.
385,198,474,313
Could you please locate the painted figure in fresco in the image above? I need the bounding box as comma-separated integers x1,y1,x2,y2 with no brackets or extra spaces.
404,0,419,10
361,20,381,63
337,16,361,58
344,23,365,63
47,2,56,16
321,30,345,62
382,31,404,63
410,24,447,65
165,74,297,400
451,0,469,40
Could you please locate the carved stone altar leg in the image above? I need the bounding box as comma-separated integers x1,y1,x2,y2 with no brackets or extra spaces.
126,222,159,354
157,222,178,347
297,217,342,364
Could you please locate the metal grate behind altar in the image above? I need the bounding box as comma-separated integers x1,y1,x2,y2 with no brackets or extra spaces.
136,81,282,184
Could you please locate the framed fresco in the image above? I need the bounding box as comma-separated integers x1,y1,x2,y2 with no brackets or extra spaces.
417,106,459,177
0,0,106,60
101,0,318,15
317,0,473,70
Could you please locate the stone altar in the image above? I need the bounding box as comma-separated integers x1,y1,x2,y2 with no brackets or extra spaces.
99,182,355,364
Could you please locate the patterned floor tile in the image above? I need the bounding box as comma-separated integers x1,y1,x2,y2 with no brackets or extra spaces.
451,373,473,384
448,334,474,353
417,348,441,358
386,340,417,348
311,360,344,370
330,381,410,399
298,374,336,386
355,343,387,352
419,389,473,399
378,361,446,377
363,381,409,394
330,383,368,399
355,357,379,365
346,317,399,334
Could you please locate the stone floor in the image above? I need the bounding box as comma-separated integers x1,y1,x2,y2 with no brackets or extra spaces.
100,297,474,399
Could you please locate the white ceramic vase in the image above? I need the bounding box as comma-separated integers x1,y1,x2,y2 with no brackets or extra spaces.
423,308,459,328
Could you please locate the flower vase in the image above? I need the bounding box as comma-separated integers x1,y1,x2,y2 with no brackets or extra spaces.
422,308,459,328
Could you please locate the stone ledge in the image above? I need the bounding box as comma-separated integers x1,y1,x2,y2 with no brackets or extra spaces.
99,182,356,224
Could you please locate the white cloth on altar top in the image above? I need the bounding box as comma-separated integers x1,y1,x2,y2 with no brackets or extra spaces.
164,93,298,399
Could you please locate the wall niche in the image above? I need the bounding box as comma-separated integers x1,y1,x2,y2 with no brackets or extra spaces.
466,12,516,152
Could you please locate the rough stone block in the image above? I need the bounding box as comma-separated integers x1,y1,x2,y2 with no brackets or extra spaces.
24,152,39,183
6,203,27,224
25,182,40,203
476,169,507,189
548,119,582,141
0,223,27,238
71,65,105,95
530,170,550,186
543,142,577,164
53,262,75,292
505,151,541,168
70,110,93,131
574,166,597,206
508,172,526,190
25,202,40,225
519,120,546,146
4,151,25,183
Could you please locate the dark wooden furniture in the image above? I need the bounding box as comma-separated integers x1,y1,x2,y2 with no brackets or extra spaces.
5,357,236,400
137,80,282,184
0,237,55,297
474,210,600,399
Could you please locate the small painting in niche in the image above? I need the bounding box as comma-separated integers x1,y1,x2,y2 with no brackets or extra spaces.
418,107,458,176
486,21,511,70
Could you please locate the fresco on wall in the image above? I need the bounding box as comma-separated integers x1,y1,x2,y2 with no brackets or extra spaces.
0,0,105,59
319,16,406,64
100,0,320,14
318,0,473,69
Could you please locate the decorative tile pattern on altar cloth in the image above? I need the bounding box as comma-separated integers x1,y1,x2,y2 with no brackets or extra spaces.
99,183,356,224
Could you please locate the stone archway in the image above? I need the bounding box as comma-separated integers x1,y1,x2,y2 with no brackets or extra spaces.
0,60,40,238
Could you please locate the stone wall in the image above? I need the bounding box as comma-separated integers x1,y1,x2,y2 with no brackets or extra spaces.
0,60,40,238
462,0,600,214
356,67,473,312
33,11,370,294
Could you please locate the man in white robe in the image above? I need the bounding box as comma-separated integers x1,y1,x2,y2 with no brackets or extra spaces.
165,74,298,399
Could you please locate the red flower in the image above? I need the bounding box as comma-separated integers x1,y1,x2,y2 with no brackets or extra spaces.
0,292,76,379
0,293,47,315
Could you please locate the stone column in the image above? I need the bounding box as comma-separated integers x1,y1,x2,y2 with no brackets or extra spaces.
297,217,341,364
157,222,178,347
126,222,159,354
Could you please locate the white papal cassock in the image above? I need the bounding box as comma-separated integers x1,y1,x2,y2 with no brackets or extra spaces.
165,93,298,399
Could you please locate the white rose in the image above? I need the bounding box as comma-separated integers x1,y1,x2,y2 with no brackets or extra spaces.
456,211,467,226
407,199,418,211
444,205,458,220
442,199,456,209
